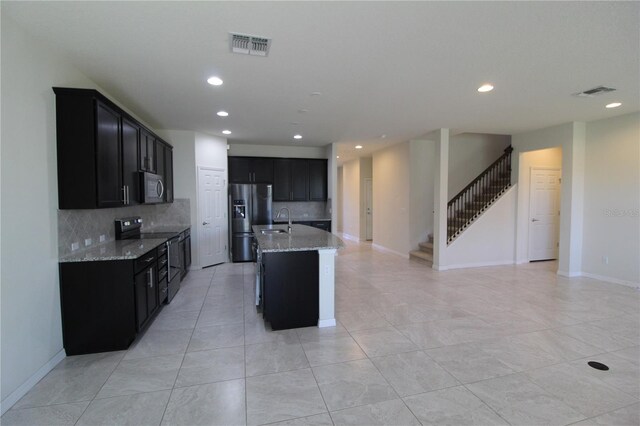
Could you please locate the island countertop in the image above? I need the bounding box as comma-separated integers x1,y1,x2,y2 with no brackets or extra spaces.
253,224,343,253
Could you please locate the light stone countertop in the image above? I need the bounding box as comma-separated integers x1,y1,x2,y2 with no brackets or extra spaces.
59,238,167,263
253,224,343,253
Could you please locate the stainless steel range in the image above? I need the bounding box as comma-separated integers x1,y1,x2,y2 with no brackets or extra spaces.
115,217,182,303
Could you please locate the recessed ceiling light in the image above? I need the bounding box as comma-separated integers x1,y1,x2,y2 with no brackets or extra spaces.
217,111,229,117
355,145,363,149
207,76,223,86
337,156,340,159
290,122,299,126
477,84,494,93
310,92,322,96
605,102,622,109
381,134,387,139
222,130,232,135
298,109,309,113
294,135,302,140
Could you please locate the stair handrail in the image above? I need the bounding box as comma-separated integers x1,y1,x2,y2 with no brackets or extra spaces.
447,145,513,210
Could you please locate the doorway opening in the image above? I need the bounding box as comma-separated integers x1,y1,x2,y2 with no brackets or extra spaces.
518,148,562,262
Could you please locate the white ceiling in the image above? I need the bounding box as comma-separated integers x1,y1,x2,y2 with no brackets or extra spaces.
3,1,639,164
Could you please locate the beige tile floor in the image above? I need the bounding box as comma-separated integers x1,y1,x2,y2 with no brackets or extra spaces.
3,240,639,425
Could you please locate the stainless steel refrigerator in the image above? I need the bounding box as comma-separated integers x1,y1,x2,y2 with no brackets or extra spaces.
230,183,273,262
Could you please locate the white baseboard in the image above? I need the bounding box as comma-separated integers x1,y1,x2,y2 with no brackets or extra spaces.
579,272,640,289
340,233,361,242
371,244,410,259
557,270,581,278
318,318,337,328
0,349,66,415
435,260,515,271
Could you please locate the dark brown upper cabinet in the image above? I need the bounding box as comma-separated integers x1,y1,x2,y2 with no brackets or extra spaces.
228,157,274,183
53,87,173,209
308,159,328,201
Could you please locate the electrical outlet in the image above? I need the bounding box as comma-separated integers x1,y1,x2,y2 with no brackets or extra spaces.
99,234,106,243
71,242,79,251
84,238,92,246
602,256,609,265
303,213,309,217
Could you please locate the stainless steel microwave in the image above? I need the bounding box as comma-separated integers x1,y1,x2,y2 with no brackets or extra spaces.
140,172,164,203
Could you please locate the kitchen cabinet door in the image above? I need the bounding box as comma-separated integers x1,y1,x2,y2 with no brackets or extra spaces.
140,130,156,173
229,157,251,182
146,265,159,318
95,101,123,207
134,268,149,330
308,160,327,201
121,117,140,205
273,159,292,201
155,141,166,202
251,158,274,183
291,160,309,201
165,147,174,203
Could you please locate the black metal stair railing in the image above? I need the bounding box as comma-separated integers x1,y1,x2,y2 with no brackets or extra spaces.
447,146,513,243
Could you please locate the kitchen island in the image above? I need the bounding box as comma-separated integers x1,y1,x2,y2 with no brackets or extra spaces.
253,224,343,330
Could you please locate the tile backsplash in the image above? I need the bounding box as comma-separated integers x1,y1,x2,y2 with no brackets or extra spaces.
58,199,190,256
272,200,331,220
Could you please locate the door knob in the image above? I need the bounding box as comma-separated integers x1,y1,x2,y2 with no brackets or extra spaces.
531,218,540,222
203,221,210,225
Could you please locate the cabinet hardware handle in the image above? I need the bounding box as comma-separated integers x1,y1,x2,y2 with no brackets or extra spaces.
122,186,127,204
203,221,210,225
148,268,153,288
144,257,154,263
531,218,540,222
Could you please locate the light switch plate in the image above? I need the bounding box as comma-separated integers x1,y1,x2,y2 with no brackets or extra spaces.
71,242,79,251
99,235,106,243
84,238,92,246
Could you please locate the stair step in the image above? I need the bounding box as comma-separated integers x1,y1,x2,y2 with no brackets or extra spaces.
418,241,433,254
410,250,433,264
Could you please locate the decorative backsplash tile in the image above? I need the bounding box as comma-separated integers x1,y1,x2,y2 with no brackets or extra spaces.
272,200,331,220
58,199,190,256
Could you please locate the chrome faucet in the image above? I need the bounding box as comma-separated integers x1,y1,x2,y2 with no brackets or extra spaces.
276,207,292,233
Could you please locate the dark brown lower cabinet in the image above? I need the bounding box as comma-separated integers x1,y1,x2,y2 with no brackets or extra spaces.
262,251,319,330
59,247,161,356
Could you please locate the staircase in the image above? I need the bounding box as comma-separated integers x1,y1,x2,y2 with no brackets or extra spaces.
411,146,513,263
410,234,433,265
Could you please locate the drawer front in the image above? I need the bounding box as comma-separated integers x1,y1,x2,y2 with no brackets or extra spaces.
157,243,168,257
135,250,157,274
158,277,168,304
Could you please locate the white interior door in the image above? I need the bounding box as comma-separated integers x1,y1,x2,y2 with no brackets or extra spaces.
198,167,227,267
528,168,561,261
365,178,373,241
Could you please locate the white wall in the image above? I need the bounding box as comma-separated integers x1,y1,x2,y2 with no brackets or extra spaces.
337,167,344,232
409,139,436,250
512,122,585,276
1,15,101,411
158,130,229,268
515,147,563,263
228,143,327,159
341,159,360,239
448,133,511,197
582,112,640,284
372,142,411,256
445,186,517,269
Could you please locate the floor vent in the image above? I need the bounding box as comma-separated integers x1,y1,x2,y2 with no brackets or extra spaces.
588,361,609,371
573,86,616,97
230,33,271,57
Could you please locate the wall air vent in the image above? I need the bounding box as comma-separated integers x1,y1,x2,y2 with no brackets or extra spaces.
230,33,271,57
573,86,616,97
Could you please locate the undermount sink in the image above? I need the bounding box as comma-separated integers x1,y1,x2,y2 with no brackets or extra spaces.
261,229,288,235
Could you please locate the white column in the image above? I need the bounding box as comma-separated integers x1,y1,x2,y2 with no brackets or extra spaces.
328,143,338,233
317,248,337,327
558,122,586,276
432,129,450,270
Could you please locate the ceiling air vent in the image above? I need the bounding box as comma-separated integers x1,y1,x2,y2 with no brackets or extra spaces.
230,33,271,57
573,86,616,97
